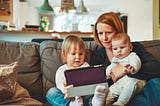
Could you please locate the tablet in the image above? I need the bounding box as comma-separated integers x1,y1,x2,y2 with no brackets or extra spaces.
64,65,108,98
65,65,106,87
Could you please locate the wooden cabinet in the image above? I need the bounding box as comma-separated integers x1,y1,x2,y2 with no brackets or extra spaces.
0,0,13,25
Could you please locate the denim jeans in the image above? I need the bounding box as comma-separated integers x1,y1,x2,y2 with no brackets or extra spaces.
129,78,160,106
46,87,93,106
46,87,70,106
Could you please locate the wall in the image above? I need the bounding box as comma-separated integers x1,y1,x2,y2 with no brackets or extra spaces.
16,0,153,41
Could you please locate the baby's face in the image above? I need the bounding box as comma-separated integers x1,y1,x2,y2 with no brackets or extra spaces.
66,44,85,69
112,40,132,59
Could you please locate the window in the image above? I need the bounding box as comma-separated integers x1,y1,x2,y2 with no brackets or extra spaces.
53,12,96,32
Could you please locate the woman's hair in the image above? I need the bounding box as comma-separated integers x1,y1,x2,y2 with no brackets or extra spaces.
61,35,86,63
93,12,125,46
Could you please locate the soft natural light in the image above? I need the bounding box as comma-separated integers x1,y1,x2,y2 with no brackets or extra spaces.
53,12,96,32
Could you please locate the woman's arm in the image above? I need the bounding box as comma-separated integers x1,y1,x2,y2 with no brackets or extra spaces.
128,42,160,80
110,64,127,82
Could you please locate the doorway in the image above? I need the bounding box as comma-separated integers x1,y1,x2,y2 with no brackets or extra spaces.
153,0,160,39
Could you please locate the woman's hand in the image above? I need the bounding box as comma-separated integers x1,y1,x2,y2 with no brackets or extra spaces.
64,84,73,99
110,64,127,82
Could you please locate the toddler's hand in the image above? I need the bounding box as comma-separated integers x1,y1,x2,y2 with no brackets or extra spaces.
64,85,73,99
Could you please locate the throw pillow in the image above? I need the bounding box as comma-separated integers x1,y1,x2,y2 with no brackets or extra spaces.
0,62,18,99
0,82,43,105
0,62,42,105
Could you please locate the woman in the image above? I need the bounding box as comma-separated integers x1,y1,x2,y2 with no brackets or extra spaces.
91,12,160,106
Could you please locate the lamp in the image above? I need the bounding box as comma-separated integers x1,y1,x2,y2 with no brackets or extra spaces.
76,0,88,14
39,0,54,13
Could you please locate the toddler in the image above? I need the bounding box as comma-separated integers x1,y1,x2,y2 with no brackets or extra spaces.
46,35,108,106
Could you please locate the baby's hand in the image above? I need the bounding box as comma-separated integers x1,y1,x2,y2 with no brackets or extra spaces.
125,64,135,73
64,85,73,99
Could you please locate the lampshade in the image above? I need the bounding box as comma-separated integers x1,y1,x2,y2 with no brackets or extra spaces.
39,0,54,13
76,0,88,14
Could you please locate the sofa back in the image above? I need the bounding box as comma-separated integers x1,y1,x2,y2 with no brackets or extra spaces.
140,40,160,62
0,41,43,102
1,39,160,103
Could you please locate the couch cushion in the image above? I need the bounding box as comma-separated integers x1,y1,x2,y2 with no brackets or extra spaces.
0,41,42,102
40,41,63,97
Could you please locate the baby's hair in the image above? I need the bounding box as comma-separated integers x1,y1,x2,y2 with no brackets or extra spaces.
61,35,86,63
112,33,131,44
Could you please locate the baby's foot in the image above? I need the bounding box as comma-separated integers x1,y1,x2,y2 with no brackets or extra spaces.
92,85,109,106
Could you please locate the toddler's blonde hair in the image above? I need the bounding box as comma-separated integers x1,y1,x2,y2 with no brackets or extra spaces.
61,35,86,63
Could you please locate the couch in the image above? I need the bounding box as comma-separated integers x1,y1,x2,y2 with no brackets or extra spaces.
0,39,160,105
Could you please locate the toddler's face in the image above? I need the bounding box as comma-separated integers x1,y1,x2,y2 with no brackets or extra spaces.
112,40,132,59
66,44,85,69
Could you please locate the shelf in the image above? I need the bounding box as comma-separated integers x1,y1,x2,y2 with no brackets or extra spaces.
0,30,93,36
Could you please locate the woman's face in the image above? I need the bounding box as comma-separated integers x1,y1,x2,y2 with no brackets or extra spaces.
97,23,117,49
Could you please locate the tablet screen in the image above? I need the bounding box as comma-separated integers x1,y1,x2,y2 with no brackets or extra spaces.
65,65,106,87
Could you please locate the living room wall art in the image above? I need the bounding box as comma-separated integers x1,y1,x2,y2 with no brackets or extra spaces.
61,0,76,12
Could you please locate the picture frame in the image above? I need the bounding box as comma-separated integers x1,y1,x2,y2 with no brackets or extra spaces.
19,0,27,2
61,0,76,11
62,0,72,3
